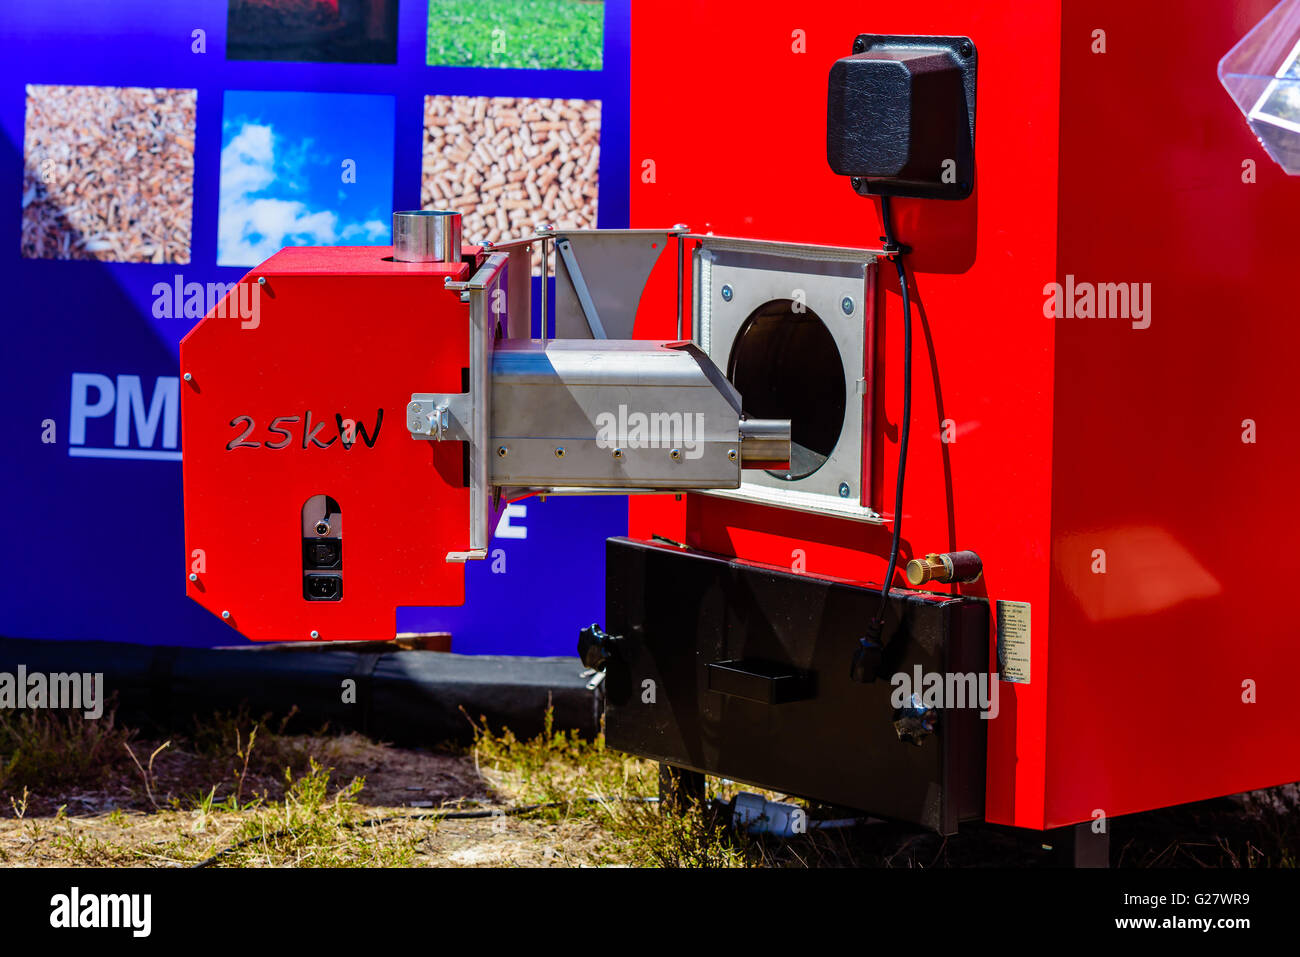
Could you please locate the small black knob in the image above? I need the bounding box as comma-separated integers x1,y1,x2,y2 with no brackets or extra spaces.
578,623,619,671
892,694,938,746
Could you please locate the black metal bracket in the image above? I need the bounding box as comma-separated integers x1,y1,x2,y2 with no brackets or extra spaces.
829,33,978,201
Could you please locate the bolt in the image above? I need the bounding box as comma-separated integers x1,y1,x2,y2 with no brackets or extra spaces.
183,372,192,382
257,276,266,286
497,445,508,458
841,296,854,316
670,448,682,461
554,446,566,458
839,483,851,498
727,448,737,462
853,36,868,53
310,630,320,640
188,573,198,582
720,284,733,302
221,610,231,620
412,403,423,413
612,447,624,459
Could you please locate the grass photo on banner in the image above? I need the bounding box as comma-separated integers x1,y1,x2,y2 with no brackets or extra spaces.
426,0,604,70
227,0,399,64
20,85,196,264
218,90,395,268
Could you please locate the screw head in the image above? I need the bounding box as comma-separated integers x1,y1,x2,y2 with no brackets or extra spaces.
670,448,682,461
315,521,330,536
310,630,320,640
838,482,851,498
183,372,193,382
720,284,733,302
554,446,566,458
497,445,508,458
841,296,854,316
853,36,868,53
850,177,863,192
727,448,738,462
612,447,624,459
189,573,198,582
257,276,266,286
221,610,231,620
959,40,973,57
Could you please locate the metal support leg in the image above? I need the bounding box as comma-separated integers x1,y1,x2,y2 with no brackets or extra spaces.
1046,821,1110,868
658,763,707,813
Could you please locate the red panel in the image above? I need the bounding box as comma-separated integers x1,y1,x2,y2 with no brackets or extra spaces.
180,246,473,641
630,1,1064,827
1045,0,1300,827
632,0,1300,830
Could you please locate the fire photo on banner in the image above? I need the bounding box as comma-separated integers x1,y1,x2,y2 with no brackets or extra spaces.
227,0,399,64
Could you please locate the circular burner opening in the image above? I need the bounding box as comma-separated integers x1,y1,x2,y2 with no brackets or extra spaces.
726,298,846,481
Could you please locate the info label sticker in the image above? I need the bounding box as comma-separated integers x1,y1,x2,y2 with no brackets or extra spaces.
996,600,1031,684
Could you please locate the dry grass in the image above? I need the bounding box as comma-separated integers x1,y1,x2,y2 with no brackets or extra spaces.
1,704,1298,868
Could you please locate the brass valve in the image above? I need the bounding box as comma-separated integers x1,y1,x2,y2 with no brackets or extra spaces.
905,550,983,586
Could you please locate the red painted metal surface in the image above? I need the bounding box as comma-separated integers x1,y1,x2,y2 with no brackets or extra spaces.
629,0,1300,829
180,246,475,641
1044,0,1300,828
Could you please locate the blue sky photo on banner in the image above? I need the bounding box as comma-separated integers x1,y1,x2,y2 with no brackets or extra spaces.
0,0,631,654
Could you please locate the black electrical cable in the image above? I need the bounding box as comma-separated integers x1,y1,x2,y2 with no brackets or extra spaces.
853,194,913,674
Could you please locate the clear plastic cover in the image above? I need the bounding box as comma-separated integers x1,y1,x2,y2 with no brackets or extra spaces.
1220,0,1300,173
